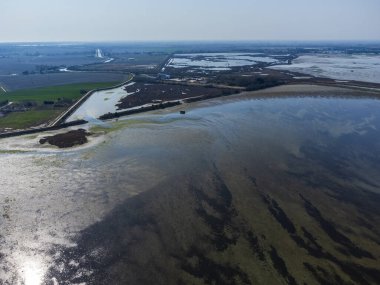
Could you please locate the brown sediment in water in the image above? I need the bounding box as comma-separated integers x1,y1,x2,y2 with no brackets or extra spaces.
39,129,91,148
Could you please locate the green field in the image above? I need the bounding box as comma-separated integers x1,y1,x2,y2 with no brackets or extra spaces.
0,81,120,130
0,109,63,129
1,82,119,104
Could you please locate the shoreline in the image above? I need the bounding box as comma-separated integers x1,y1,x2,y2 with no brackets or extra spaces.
1,82,380,140
240,83,380,100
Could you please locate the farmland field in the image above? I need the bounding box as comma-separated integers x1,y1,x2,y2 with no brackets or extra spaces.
0,72,129,91
0,109,62,129
1,82,120,104
72,53,169,73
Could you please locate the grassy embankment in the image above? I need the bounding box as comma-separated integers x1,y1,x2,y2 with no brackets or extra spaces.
0,82,119,130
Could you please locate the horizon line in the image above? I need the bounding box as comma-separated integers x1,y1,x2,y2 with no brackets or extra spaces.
1,39,380,44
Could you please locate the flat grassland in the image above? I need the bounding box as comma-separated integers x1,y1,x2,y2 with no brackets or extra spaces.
0,109,62,129
0,82,119,130
0,82,119,104
73,53,169,73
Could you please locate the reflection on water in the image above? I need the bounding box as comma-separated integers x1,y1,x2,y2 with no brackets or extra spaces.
19,257,45,285
1,92,380,284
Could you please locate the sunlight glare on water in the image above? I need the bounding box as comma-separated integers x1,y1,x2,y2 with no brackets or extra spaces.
18,257,46,285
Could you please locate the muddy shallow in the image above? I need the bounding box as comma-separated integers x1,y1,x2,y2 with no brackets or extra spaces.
0,85,380,284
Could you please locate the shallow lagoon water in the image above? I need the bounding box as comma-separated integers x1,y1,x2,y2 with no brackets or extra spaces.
66,82,136,122
168,53,279,70
1,88,380,284
272,54,380,83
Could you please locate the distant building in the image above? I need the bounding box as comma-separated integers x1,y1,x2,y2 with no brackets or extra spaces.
95,49,104,58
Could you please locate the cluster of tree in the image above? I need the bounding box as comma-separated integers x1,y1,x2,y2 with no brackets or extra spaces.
54,97,73,107
35,65,60,74
43,97,73,107
213,74,286,91
22,101,36,107
213,74,253,86
134,75,158,83
22,65,61,75
245,77,286,91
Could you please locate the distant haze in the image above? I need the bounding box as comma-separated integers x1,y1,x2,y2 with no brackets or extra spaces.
1,0,380,42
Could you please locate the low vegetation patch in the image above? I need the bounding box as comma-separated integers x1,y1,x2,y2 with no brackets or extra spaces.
39,129,91,148
0,109,62,130
0,82,119,104
212,73,288,90
117,82,234,110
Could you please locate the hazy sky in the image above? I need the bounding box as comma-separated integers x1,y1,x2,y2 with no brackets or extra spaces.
1,0,380,42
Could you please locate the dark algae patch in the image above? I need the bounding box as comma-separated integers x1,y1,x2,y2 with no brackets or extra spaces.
269,246,298,285
181,246,252,285
303,262,349,285
44,149,380,284
261,195,296,234
44,163,380,284
245,230,266,261
39,128,91,148
300,194,374,259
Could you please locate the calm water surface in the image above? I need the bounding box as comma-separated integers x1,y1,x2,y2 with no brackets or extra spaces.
0,95,379,284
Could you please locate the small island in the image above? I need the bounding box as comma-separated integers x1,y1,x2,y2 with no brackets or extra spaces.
39,129,91,148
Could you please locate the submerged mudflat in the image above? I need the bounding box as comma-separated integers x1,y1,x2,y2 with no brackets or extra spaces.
0,85,380,285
